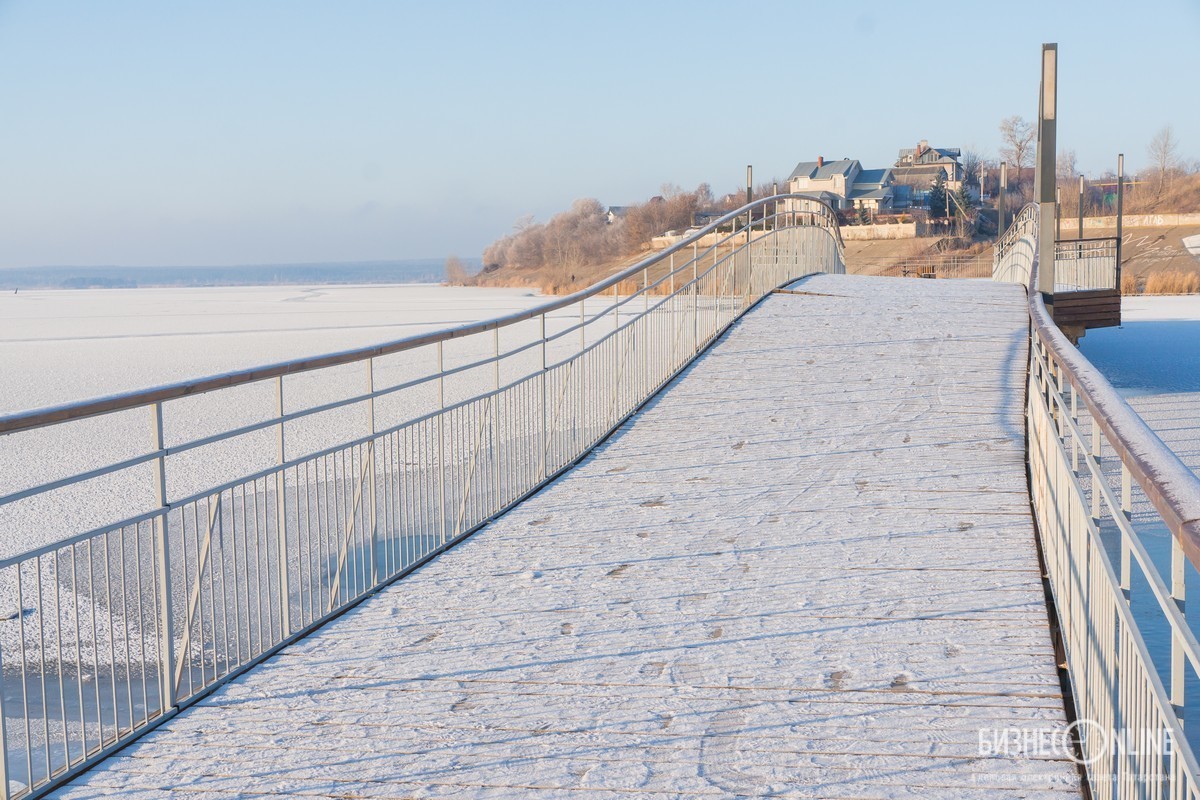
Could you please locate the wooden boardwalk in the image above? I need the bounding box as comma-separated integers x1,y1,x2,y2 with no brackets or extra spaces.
53,275,1081,799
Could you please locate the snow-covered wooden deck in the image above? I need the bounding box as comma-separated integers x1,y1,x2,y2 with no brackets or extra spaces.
53,275,1082,798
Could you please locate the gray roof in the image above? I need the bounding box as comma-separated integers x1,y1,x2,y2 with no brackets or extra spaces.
854,168,892,187
892,164,949,181
898,146,960,160
850,187,893,200
789,159,859,180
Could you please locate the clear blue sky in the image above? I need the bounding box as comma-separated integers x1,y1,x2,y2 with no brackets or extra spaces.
1,0,1197,268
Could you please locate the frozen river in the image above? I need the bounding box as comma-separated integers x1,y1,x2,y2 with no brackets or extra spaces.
1079,295,1200,473
0,284,550,414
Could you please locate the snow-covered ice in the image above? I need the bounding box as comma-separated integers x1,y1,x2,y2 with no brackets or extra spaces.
0,284,550,414
49,276,1080,798
1079,296,1200,478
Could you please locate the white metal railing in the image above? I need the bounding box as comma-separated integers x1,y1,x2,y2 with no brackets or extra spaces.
996,203,1200,797
1055,236,1120,292
0,196,844,798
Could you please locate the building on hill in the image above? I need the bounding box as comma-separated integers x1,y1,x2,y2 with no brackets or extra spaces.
892,140,962,206
605,206,630,225
847,168,895,215
786,157,895,214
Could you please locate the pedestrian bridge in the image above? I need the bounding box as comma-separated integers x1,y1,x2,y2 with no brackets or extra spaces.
2,198,1198,799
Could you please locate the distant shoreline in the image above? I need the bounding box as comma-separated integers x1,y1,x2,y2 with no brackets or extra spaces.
0,258,480,290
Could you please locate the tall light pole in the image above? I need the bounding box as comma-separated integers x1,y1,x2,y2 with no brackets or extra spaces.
999,161,1008,234
1117,153,1125,284
1078,174,1085,239
1036,43,1058,302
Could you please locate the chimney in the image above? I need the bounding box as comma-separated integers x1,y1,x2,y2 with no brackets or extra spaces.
817,155,824,168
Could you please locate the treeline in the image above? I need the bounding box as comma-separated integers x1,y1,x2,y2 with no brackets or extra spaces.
462,184,723,293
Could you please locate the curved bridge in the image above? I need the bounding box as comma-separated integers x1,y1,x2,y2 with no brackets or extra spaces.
2,197,1198,798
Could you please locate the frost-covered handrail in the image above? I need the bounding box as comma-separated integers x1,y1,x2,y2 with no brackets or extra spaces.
0,195,845,799
1009,202,1200,564
996,204,1200,797
0,195,842,436
1028,277,1200,560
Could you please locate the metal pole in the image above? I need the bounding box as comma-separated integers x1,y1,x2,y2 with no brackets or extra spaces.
151,402,177,709
437,341,446,546
1077,174,1085,239
492,328,500,512
275,376,291,636
1116,153,1125,285
1055,187,1062,240
1037,43,1058,300
999,161,1008,234
746,165,753,235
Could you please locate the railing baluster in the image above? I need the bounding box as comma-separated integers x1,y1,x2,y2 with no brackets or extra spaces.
274,375,291,641
150,402,176,711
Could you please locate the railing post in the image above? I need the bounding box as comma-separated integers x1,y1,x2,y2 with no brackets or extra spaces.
692,253,699,354
274,376,291,638
492,329,501,512
1171,536,1186,722
365,362,379,586
437,341,447,546
1091,416,1102,520
150,402,177,709
539,313,547,480
578,300,585,447
0,645,9,800
642,267,649,400
1120,464,1132,597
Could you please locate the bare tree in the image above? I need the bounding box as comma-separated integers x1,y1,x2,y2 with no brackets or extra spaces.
444,256,473,285
1148,125,1180,194
961,149,984,187
1056,149,1077,182
998,116,1035,189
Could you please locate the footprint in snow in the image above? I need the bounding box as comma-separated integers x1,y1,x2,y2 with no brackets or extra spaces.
639,497,666,508
732,440,747,451
891,672,914,689
640,661,666,677
527,517,550,526
827,668,852,689
607,466,628,473
560,622,575,635
945,643,964,658
707,626,724,640
410,631,442,646
607,563,631,578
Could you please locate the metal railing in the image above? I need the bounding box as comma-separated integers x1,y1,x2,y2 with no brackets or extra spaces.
1054,236,1120,292
996,203,1200,797
0,196,844,798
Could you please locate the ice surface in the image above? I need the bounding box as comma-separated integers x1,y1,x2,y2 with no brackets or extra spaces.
0,284,549,414
1079,297,1200,482
49,276,1080,798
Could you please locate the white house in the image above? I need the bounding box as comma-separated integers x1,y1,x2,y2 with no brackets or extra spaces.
787,157,895,213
